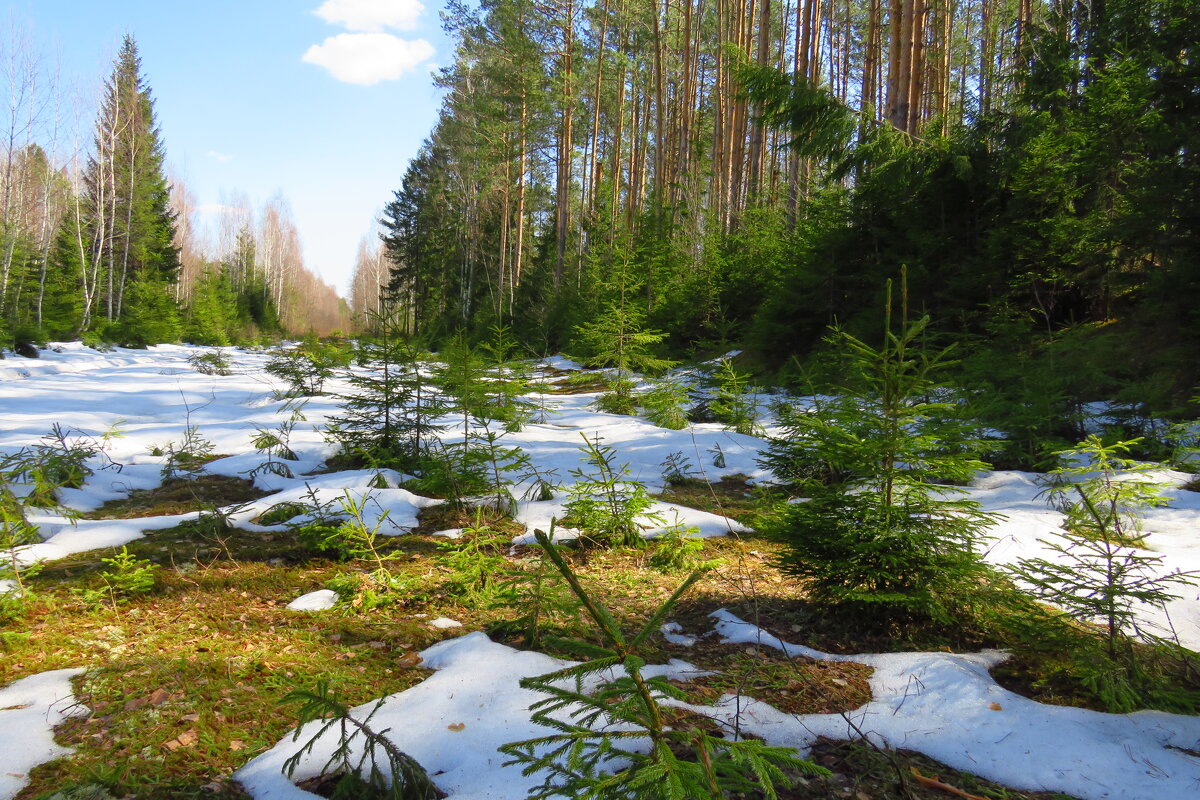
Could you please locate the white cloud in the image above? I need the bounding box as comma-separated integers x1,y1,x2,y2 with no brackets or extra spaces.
206,150,234,163
303,33,434,85
313,0,424,32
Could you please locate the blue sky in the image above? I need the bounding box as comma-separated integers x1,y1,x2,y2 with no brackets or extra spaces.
3,0,451,295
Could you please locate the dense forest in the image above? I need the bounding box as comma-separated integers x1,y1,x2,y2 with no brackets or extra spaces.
350,0,1197,453
4,1,1197,452
0,34,351,347
3,5,1200,795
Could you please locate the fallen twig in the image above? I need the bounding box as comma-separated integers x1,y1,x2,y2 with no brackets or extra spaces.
909,766,989,800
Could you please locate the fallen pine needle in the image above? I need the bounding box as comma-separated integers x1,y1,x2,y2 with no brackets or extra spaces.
909,766,989,800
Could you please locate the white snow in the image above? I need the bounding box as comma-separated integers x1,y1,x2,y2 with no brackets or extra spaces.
0,668,88,800
0,344,750,566
968,469,1200,649
708,610,1200,800
239,616,1200,800
4,342,1200,798
429,616,463,629
287,589,339,611
235,632,707,800
660,621,698,646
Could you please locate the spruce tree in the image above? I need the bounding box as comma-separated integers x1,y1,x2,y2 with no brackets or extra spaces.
327,312,444,472
574,248,674,415
84,34,181,343
183,267,237,346
763,280,996,624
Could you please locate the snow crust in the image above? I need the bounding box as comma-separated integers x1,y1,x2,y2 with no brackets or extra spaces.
4,342,1200,798
0,343,751,566
709,610,1200,800
238,617,1200,800
0,668,88,800
287,589,339,611
235,632,707,800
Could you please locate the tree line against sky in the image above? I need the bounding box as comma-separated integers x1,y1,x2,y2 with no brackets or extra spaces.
349,0,1196,426
0,32,350,348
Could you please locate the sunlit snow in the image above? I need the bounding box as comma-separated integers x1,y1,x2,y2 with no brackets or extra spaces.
2,341,1200,799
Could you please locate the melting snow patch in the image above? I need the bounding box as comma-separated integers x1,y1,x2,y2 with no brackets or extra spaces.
707,609,1200,800
660,622,697,646
0,668,88,800
430,617,463,629
236,632,706,800
287,590,339,612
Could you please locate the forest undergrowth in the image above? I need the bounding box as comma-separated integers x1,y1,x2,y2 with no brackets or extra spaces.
2,302,1199,799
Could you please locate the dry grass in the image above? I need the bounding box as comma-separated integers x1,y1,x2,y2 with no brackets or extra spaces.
1,477,1108,800
83,475,270,520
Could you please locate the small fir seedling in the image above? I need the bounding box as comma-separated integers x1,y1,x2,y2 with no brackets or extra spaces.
1,422,124,505
707,358,763,436
761,276,997,623
1163,403,1199,473
707,443,726,469
492,537,578,649
435,336,493,434
481,324,537,431
257,501,310,526
0,428,102,596
184,500,253,560
81,546,159,609
1038,435,1171,546
328,313,445,472
160,425,215,481
326,569,421,611
1,484,46,598
573,249,675,415
296,490,398,570
517,462,561,503
659,452,698,486
465,420,529,515
565,434,663,548
500,527,826,799
266,344,340,397
280,680,439,800
1012,436,1197,710
640,378,691,430
186,349,232,376
101,546,159,596
247,403,304,479
437,513,512,606
648,523,711,574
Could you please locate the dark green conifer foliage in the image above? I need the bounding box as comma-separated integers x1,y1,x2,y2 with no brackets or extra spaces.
327,313,444,472
183,268,238,346
706,358,762,436
1012,436,1198,712
565,434,662,549
574,248,674,416
84,34,181,343
763,280,996,623
39,210,87,339
110,280,180,346
480,324,535,431
500,527,827,800
639,378,690,430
